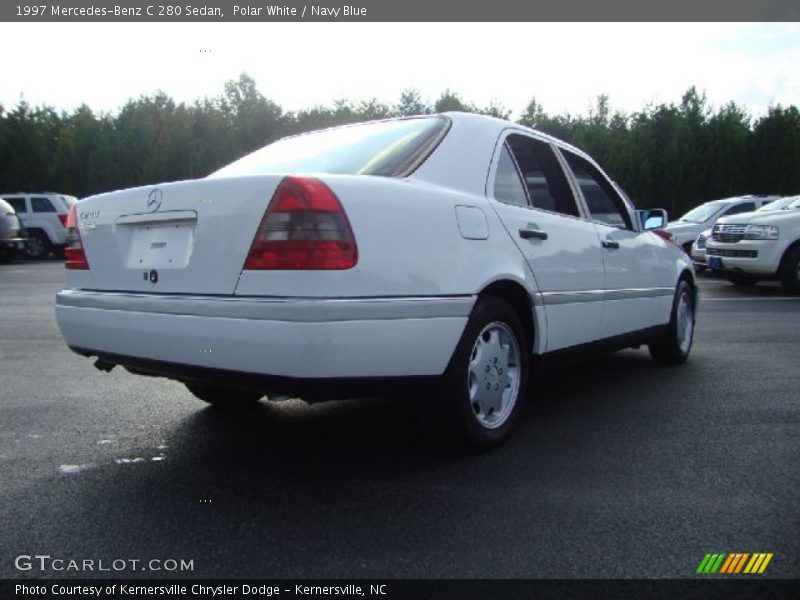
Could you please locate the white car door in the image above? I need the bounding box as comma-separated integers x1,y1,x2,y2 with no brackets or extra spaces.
558,148,674,339
488,132,605,351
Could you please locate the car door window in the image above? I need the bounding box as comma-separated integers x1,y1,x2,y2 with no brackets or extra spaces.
504,134,580,217
723,202,756,216
31,197,56,213
493,144,529,207
4,197,26,213
562,151,633,229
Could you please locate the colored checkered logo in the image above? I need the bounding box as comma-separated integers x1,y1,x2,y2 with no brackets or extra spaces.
696,553,773,574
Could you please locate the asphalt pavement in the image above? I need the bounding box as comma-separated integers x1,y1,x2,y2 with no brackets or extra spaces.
1,260,798,579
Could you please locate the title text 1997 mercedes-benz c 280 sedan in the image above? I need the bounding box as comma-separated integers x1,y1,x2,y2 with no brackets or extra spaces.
55,113,696,449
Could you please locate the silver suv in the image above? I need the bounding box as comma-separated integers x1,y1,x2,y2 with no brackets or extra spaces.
0,193,78,258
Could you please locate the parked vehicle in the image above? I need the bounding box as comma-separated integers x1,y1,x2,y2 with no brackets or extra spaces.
55,113,696,449
690,228,713,271
0,193,78,259
706,195,800,291
666,195,781,254
0,198,27,261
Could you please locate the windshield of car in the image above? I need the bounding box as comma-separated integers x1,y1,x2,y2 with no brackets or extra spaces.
210,117,450,179
787,197,800,210
679,200,727,223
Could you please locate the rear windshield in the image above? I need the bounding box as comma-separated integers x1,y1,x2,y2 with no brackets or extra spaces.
210,117,449,179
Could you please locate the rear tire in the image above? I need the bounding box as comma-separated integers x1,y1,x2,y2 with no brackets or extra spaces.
433,297,529,451
184,382,262,408
649,280,695,365
24,231,51,259
778,245,800,293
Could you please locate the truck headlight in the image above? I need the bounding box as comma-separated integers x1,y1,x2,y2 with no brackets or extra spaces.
743,224,779,240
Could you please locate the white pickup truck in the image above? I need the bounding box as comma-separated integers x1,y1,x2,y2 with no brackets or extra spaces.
706,195,800,291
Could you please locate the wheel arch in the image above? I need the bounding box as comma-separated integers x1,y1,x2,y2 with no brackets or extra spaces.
677,268,698,315
476,279,537,355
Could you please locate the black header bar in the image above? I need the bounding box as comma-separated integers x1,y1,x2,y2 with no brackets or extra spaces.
2,0,799,22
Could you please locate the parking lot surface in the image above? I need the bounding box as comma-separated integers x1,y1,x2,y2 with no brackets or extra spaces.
1,260,798,578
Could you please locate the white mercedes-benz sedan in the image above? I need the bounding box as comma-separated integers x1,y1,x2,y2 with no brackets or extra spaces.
55,113,696,449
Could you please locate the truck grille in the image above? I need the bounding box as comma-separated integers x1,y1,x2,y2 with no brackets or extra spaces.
706,248,758,258
712,223,747,243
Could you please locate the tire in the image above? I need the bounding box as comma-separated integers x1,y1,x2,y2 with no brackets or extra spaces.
433,297,529,451
727,273,760,287
778,245,800,293
184,382,262,408
649,279,695,365
24,231,51,259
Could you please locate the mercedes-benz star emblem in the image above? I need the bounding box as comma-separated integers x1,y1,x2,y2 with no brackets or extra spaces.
147,188,163,212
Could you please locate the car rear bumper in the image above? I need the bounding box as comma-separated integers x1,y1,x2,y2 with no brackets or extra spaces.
55,290,473,379
1,237,26,253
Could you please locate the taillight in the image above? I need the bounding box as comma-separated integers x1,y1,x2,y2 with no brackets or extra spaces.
244,176,358,270
64,204,89,270
58,213,68,227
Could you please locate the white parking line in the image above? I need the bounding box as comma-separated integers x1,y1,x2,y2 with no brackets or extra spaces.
702,296,800,301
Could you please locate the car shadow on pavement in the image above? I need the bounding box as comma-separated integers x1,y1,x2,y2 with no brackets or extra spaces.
1,349,704,579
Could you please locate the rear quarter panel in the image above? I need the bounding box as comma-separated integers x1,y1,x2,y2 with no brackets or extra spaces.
234,175,537,300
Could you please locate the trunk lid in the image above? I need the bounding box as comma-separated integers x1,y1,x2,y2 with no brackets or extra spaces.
75,176,284,295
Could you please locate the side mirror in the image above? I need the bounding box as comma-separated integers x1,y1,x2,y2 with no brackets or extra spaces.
637,208,668,231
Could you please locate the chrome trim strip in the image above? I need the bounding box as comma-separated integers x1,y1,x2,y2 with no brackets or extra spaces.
56,290,476,322
542,287,674,306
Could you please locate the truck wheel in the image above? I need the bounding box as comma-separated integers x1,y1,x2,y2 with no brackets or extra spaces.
24,231,52,259
779,245,800,293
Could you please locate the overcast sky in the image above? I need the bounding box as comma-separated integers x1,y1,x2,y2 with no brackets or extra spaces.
1,22,798,119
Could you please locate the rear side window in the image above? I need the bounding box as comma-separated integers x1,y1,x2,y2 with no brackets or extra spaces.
4,197,26,213
31,197,56,213
562,151,632,229
211,117,450,178
503,134,580,217
493,145,529,207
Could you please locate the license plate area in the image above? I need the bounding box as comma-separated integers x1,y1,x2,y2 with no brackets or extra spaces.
708,256,723,270
115,211,197,269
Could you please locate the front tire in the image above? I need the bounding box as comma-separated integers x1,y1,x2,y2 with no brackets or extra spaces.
778,245,800,293
435,297,529,450
649,279,695,365
184,382,262,408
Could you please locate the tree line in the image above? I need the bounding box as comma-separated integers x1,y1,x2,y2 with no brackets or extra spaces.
1,73,799,216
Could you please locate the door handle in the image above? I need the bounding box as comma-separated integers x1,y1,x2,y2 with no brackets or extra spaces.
519,228,548,240
602,240,620,250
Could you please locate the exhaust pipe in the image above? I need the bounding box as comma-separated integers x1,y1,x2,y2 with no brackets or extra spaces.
94,359,116,373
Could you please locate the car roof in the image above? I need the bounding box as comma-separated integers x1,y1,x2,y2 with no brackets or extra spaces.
412,112,598,196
